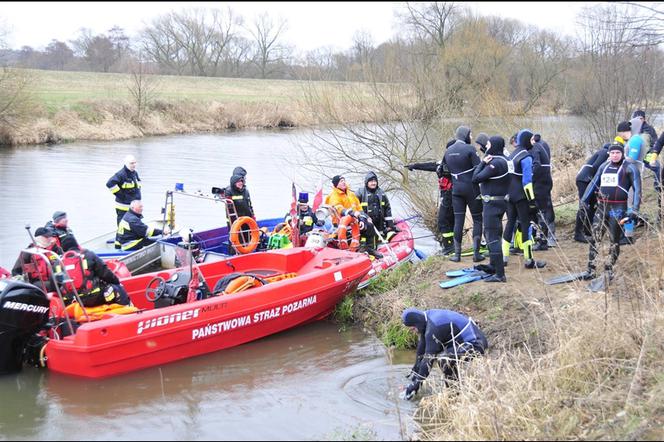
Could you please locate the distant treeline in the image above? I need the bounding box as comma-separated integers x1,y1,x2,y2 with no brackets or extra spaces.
1,2,663,137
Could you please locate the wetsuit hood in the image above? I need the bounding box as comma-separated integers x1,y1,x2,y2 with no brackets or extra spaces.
487,136,505,156
364,171,378,189
402,307,427,332
233,166,247,178
455,126,471,144
517,129,534,149
230,174,244,188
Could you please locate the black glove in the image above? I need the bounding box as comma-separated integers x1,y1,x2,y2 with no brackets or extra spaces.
405,164,414,171
404,381,420,400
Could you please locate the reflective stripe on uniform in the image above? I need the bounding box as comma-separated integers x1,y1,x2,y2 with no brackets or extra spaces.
115,203,130,211
121,239,143,251
108,184,120,194
121,182,137,189
232,196,244,200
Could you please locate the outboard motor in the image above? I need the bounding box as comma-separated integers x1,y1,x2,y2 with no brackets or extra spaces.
0,280,50,374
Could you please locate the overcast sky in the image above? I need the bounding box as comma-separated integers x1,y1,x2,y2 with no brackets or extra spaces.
1,1,601,52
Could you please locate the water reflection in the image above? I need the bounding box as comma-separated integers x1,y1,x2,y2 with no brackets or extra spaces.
0,322,416,440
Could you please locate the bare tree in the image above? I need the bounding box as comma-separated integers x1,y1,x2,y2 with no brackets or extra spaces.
572,3,662,144
398,1,464,50
246,12,292,78
44,40,74,70
140,7,242,77
126,54,160,129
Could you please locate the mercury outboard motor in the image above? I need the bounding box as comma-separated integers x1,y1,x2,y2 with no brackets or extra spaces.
0,279,50,374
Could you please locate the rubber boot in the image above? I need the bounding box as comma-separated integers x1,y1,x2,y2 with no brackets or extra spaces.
484,250,506,283
441,233,455,256
472,236,485,262
502,239,510,267
448,240,461,262
523,240,546,269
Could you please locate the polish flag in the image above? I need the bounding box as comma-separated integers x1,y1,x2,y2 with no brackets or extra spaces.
312,182,324,211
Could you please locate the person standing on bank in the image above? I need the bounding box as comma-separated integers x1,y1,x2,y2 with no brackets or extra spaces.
405,138,456,255
581,142,641,282
443,126,484,263
502,129,546,269
472,136,510,282
531,133,556,249
573,121,631,242
106,155,141,249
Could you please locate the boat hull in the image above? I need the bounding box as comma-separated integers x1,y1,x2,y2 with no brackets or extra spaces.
45,247,371,379
358,219,416,289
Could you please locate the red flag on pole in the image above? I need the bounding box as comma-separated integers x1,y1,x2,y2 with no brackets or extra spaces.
312,182,323,211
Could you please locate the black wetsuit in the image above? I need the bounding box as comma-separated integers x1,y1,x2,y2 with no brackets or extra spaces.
502,130,542,267
402,308,488,397
406,159,454,251
443,132,483,258
575,143,610,240
531,138,555,246
581,153,641,275
472,137,510,279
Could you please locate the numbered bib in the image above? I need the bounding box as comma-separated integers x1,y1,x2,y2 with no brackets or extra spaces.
601,173,618,187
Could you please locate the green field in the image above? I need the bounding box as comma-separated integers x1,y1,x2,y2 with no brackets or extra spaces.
25,68,348,113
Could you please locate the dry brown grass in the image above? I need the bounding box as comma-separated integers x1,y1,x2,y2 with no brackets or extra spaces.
354,200,664,439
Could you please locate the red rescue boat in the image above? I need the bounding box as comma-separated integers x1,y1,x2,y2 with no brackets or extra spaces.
358,219,416,289
0,247,371,379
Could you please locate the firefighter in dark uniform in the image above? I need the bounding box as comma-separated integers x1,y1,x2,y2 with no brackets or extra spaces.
472,136,510,282
405,138,456,255
61,249,131,307
117,200,169,251
106,155,142,249
531,134,556,249
502,129,546,269
581,142,641,280
224,173,255,219
45,211,80,253
443,126,484,263
355,171,396,240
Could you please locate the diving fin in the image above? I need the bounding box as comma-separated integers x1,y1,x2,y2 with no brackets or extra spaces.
545,271,593,285
445,267,476,278
588,271,612,293
439,271,490,288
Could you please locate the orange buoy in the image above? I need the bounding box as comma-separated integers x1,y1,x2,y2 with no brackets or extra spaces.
336,215,361,252
230,216,260,254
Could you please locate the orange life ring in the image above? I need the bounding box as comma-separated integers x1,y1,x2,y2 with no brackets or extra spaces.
223,275,264,294
336,215,361,252
230,216,260,254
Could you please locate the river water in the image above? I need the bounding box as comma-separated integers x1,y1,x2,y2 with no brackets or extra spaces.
0,129,432,440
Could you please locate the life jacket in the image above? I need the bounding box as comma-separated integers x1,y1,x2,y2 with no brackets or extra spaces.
22,249,61,283
61,252,99,296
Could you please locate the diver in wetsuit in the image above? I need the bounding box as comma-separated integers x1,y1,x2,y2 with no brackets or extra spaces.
472,136,510,282
581,142,641,281
443,126,484,263
401,308,488,400
502,129,546,269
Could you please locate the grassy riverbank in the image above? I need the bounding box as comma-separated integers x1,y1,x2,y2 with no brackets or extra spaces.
2,69,406,146
343,201,664,440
